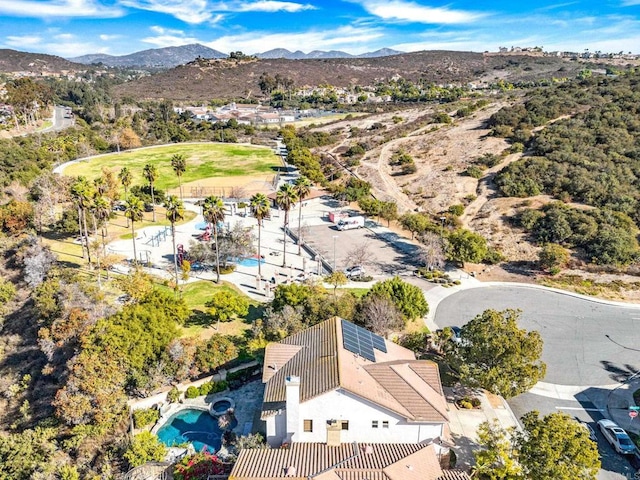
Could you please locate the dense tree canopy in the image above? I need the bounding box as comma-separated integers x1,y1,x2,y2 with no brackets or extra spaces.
517,411,600,480
447,309,546,398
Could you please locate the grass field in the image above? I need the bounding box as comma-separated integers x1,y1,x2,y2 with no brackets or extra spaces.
165,280,262,338
62,143,281,191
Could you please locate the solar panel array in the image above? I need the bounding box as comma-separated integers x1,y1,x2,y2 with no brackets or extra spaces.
341,320,387,362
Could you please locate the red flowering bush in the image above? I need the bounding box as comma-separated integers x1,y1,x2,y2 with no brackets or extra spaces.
173,451,228,480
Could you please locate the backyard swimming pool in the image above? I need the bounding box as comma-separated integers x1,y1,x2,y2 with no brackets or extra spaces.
156,408,232,453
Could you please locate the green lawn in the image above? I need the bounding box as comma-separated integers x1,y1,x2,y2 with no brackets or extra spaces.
62,143,280,190
158,280,264,338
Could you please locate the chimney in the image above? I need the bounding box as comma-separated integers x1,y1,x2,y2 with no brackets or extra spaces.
285,375,300,443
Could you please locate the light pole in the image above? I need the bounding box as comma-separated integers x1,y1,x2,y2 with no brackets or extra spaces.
333,235,338,272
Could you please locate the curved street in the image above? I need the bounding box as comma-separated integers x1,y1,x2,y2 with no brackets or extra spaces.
433,285,640,387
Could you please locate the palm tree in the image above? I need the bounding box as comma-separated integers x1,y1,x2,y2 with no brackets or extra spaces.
203,195,226,283
92,195,111,254
293,176,312,255
250,193,270,281
70,177,94,265
124,195,144,264
275,183,299,267
164,195,185,287
118,167,132,226
171,153,187,200
143,163,159,222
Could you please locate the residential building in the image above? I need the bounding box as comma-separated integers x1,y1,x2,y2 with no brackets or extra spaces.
230,442,470,480
261,317,450,448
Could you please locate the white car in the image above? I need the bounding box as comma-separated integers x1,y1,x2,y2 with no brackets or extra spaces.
344,265,365,277
598,419,637,454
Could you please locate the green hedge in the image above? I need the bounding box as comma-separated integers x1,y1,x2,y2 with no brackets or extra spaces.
133,408,160,428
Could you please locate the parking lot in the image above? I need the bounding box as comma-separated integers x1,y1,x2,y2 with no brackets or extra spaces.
302,211,422,277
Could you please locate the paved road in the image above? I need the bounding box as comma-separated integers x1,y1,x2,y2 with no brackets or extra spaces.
434,285,640,386
434,285,640,479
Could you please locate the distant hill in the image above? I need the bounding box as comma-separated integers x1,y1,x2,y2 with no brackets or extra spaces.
256,48,403,59
70,44,227,68
0,49,85,73
112,50,579,102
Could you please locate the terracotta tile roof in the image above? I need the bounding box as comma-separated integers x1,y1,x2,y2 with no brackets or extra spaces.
261,318,448,423
262,318,340,417
230,442,470,480
363,362,448,422
438,471,473,480
383,444,444,480
263,343,303,383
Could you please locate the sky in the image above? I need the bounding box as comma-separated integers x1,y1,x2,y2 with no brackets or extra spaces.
0,0,639,58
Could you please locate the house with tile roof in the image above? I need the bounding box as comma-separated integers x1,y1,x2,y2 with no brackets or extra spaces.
260,317,450,448
230,442,470,480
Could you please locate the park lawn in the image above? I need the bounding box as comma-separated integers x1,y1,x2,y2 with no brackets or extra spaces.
117,209,197,239
62,143,280,191
163,280,263,338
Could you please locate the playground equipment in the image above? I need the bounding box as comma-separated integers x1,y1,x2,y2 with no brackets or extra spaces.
145,226,171,247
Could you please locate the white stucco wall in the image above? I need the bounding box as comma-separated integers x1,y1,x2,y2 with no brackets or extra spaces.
265,388,445,446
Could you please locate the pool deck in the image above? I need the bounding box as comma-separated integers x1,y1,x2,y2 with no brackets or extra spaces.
152,380,265,442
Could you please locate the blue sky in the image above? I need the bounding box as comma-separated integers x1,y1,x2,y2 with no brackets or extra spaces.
0,0,639,58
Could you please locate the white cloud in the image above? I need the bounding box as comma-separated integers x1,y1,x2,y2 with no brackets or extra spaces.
3,34,111,57
206,25,384,55
150,25,186,35
5,35,42,46
120,0,212,23
0,0,123,18
233,1,316,12
99,34,123,41
55,33,75,40
352,0,484,24
621,0,640,5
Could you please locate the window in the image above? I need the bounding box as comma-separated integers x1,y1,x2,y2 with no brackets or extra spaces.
382,421,389,429
372,420,378,428
304,419,313,432
341,421,349,430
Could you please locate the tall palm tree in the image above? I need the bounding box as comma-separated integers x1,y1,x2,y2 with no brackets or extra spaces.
124,195,144,264
203,195,226,283
275,183,299,267
250,193,270,280
171,153,187,200
92,195,111,254
164,195,185,287
293,176,312,255
70,177,94,265
118,167,132,226
143,163,159,222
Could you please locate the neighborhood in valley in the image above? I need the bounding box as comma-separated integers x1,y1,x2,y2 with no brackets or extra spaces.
3,1,640,479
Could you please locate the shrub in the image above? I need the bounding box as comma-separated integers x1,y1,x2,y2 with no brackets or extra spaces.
212,380,228,393
448,204,465,217
185,386,200,399
465,166,484,179
167,387,181,403
199,382,213,396
220,265,236,274
434,112,452,124
133,408,160,429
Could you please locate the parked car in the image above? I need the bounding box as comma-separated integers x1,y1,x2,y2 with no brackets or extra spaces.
344,265,365,277
598,419,637,454
576,419,597,442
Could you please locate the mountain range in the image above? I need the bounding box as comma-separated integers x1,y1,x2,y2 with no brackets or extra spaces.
69,44,403,69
